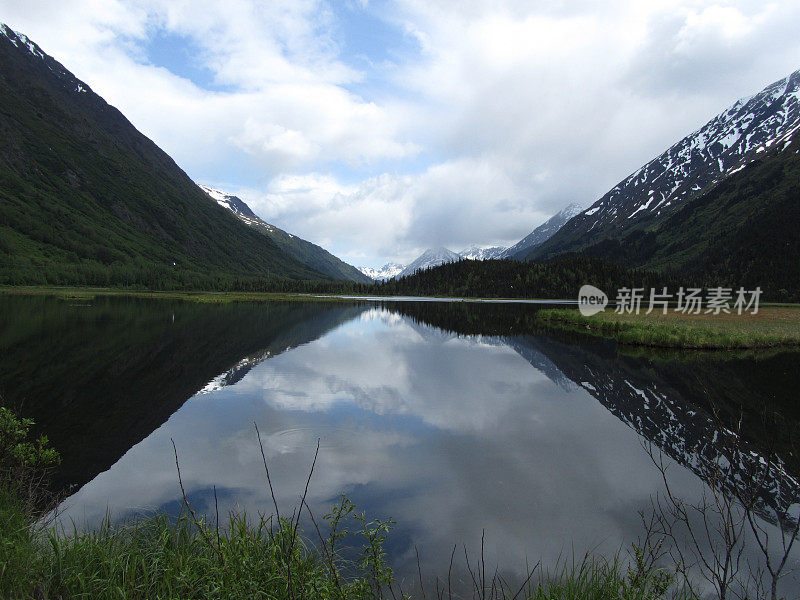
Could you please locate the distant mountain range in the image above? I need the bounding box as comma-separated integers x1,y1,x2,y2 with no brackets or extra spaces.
359,262,404,281
358,202,586,281
0,24,338,287
459,245,507,260
360,245,505,281
199,185,370,283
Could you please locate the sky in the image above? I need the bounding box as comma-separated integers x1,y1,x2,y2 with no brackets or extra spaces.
2,0,800,268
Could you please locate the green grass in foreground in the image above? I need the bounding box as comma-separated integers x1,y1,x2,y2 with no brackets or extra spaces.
0,490,682,600
0,408,683,600
536,307,800,349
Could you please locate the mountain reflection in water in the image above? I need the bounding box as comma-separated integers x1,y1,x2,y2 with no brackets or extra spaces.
1,295,797,590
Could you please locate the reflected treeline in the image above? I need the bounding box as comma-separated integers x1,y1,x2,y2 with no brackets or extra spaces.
385,301,800,526
0,295,369,491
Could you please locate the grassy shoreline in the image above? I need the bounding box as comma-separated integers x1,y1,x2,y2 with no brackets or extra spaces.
0,284,579,304
1,488,681,600
2,284,799,307
0,407,680,600
535,307,800,349
0,285,359,304
4,285,800,350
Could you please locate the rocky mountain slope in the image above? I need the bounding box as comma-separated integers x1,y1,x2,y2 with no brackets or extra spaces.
530,69,800,260
576,133,800,297
502,203,583,259
398,247,462,278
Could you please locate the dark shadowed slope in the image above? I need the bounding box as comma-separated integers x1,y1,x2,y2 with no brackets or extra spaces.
0,25,328,288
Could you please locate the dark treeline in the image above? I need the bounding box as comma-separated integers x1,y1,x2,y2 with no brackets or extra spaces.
0,255,684,300
0,258,369,294
3,253,793,302
374,256,687,299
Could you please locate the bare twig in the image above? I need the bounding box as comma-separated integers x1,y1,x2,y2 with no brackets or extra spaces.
416,544,427,600
172,438,224,565
254,421,281,525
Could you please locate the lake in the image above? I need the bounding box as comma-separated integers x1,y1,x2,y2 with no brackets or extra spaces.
1,294,798,595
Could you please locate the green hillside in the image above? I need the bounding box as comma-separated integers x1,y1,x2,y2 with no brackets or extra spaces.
199,186,372,283
0,25,328,289
251,221,372,283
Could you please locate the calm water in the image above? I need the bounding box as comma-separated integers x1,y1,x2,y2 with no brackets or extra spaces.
1,295,798,592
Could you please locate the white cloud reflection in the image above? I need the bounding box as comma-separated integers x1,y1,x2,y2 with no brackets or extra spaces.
58,308,704,584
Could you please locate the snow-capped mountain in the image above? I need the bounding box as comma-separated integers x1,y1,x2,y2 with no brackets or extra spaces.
398,247,462,278
534,68,800,258
360,247,505,281
359,263,405,281
198,184,371,283
199,185,264,225
0,24,89,93
458,245,507,260
503,203,583,259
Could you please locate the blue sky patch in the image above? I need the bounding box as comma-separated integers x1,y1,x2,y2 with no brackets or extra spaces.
144,27,234,93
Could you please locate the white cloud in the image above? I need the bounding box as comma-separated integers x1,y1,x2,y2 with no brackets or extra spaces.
3,0,800,267
0,0,414,180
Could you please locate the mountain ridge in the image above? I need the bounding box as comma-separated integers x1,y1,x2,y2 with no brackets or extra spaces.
198,185,371,283
359,262,404,281
0,24,330,287
502,203,583,259
530,68,800,259
398,247,462,278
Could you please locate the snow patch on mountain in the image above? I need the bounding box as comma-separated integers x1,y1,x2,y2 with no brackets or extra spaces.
398,247,462,278
458,245,507,260
1,22,93,95
0,24,43,59
503,203,584,258
198,184,272,230
359,263,405,281
569,68,800,236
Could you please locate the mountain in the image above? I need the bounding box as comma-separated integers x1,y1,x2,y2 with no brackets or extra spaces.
398,247,462,278
360,247,505,282
359,262,405,281
458,245,507,260
530,69,800,260
502,203,583,259
0,24,327,288
569,133,800,298
199,185,260,222
199,185,371,283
